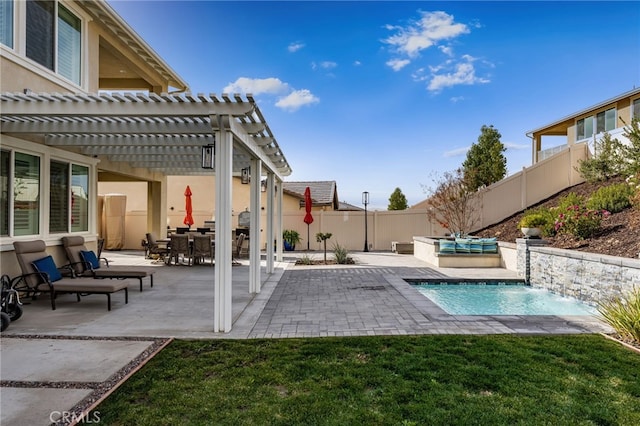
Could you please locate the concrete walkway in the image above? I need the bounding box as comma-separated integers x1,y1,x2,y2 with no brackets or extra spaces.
0,250,611,425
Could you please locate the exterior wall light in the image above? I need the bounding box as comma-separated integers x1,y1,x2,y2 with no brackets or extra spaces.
201,144,214,169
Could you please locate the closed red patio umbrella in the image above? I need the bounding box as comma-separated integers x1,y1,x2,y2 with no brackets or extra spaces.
304,187,314,250
183,185,194,228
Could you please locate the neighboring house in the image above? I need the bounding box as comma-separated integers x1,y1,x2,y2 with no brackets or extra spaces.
1,0,291,331
282,181,340,211
529,88,640,163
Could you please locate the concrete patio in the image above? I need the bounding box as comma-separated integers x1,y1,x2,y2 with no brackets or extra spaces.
1,250,612,425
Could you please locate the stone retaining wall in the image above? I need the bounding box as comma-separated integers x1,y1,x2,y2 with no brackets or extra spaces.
516,239,640,305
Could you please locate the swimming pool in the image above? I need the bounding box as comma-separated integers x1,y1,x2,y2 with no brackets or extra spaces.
411,281,597,316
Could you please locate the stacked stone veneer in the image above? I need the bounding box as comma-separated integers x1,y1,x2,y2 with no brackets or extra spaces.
516,238,640,305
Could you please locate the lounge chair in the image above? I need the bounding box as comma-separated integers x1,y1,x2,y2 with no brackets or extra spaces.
145,233,170,262
12,240,129,311
62,236,155,292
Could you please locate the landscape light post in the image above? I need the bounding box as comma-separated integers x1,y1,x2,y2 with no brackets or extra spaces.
362,191,369,252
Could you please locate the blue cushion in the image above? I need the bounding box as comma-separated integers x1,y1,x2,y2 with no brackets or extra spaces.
455,238,471,253
80,250,101,269
469,239,483,253
439,239,456,253
32,256,62,283
481,238,498,253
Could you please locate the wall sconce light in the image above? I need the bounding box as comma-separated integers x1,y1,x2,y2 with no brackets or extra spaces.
241,167,250,184
201,143,214,169
261,179,267,192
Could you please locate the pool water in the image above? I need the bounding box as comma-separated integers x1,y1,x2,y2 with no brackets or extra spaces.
413,283,597,316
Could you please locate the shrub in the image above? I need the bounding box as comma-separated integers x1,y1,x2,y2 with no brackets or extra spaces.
518,212,547,229
332,243,354,264
554,204,609,239
597,286,640,344
627,173,640,208
586,183,633,213
296,254,315,265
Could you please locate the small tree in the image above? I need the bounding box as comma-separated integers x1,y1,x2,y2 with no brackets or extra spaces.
462,125,507,192
388,187,408,210
576,132,624,182
422,168,480,236
315,232,332,263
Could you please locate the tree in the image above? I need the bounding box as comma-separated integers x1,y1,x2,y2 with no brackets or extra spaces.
462,125,507,192
388,187,408,210
422,168,480,236
316,232,332,263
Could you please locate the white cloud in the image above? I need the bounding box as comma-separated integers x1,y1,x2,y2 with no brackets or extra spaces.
427,59,490,92
443,146,470,157
387,58,411,71
383,11,469,61
438,45,454,57
450,96,465,103
275,89,320,112
223,77,289,95
288,42,305,52
504,142,529,150
353,60,362,66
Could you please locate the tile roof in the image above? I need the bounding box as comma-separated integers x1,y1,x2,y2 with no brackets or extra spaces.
283,181,338,208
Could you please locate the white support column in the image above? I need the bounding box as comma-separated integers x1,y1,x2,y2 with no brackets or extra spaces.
265,172,275,273
214,117,233,332
276,177,284,262
249,158,262,293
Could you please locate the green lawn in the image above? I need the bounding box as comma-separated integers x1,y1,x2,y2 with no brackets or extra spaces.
94,335,640,425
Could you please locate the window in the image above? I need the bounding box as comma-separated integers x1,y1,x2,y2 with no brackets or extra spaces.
49,160,69,233
57,4,81,84
26,0,54,71
14,152,40,236
577,116,593,141
25,0,81,85
596,108,616,133
0,150,10,236
49,161,89,233
633,98,640,121
71,164,88,232
0,0,13,48
577,108,616,141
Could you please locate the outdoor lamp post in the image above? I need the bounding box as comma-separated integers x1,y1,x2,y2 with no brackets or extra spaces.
201,143,214,169
362,191,369,252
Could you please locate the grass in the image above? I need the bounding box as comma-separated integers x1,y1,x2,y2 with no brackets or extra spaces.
93,335,640,425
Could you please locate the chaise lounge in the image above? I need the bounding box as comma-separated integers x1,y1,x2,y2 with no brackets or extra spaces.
62,236,155,291
12,240,130,311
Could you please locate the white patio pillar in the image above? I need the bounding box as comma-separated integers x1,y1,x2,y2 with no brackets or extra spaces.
265,172,275,273
276,177,284,262
249,158,262,293
214,116,233,332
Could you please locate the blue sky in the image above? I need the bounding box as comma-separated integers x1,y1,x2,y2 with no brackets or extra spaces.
108,1,640,210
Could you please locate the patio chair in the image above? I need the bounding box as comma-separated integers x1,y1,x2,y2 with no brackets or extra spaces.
145,233,170,262
12,240,129,311
232,233,245,266
168,234,192,266
192,234,214,265
61,236,155,292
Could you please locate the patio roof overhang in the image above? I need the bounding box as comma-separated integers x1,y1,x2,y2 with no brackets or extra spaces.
0,91,292,178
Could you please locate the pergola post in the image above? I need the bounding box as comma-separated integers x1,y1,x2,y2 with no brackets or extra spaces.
214,116,233,332
249,158,262,293
265,172,275,273
276,178,284,262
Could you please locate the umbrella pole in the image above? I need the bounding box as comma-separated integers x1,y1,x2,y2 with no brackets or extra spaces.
307,224,310,251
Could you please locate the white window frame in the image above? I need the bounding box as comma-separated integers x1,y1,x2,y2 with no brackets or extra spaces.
2,0,89,91
0,136,98,245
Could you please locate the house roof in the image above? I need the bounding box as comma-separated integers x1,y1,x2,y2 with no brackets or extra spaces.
0,91,291,178
83,0,189,92
526,87,640,136
282,181,338,208
338,201,364,211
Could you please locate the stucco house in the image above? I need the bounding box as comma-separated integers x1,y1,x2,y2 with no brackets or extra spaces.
0,0,292,331
530,88,640,163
